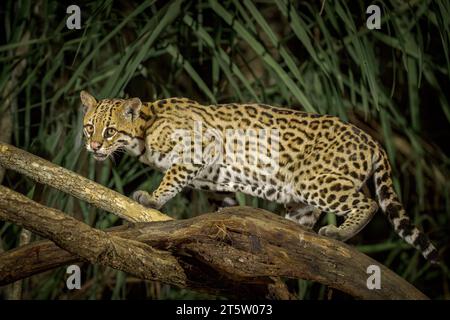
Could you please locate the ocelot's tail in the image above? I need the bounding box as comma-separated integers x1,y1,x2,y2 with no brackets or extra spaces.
373,149,439,263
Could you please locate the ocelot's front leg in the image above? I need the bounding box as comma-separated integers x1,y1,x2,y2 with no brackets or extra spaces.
132,163,203,209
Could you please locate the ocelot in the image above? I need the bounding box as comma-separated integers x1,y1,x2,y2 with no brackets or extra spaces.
80,91,438,263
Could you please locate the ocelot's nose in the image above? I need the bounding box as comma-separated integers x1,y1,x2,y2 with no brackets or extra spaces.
90,141,102,151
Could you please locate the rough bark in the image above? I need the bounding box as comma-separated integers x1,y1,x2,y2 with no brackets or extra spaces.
0,143,429,299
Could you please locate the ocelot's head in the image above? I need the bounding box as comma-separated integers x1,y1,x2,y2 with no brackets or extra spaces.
80,91,144,161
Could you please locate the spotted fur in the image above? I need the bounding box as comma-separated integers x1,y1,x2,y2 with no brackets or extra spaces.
80,91,439,263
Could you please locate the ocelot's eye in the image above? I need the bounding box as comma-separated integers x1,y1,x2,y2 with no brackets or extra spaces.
104,127,117,138
84,124,94,135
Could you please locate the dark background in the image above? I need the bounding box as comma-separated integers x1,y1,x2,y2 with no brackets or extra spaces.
0,0,449,299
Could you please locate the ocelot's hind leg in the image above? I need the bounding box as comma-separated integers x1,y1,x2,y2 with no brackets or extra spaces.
284,203,322,230
300,173,378,241
318,192,378,241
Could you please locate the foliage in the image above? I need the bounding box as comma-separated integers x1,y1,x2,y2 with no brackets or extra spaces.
0,0,449,299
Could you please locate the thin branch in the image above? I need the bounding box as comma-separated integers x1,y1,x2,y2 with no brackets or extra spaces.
0,142,170,223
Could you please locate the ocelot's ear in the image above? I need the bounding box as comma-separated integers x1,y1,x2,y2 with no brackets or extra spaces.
123,97,142,121
80,91,97,113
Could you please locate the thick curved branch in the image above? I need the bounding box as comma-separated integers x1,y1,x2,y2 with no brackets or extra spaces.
0,142,170,222
0,186,428,300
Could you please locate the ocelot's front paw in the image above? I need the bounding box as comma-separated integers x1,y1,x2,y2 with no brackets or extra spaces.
132,190,160,209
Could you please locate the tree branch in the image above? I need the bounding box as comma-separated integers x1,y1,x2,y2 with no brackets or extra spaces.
0,142,170,223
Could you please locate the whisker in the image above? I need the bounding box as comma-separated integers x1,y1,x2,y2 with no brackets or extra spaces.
107,151,117,165
108,155,116,165
116,147,126,153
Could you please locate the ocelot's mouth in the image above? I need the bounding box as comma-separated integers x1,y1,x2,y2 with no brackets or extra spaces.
93,152,108,161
